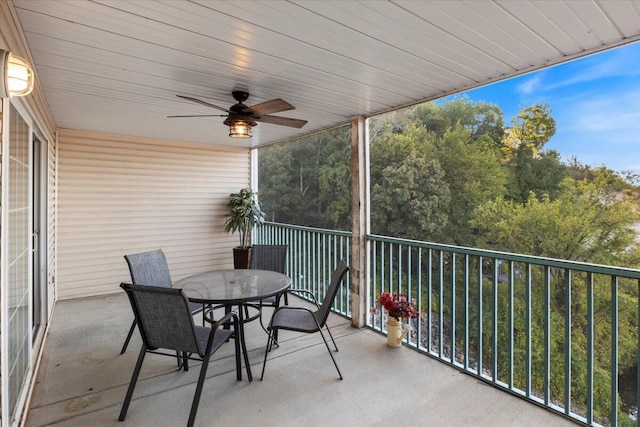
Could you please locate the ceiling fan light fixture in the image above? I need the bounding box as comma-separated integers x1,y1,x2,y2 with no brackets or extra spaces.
228,120,253,139
1,49,35,98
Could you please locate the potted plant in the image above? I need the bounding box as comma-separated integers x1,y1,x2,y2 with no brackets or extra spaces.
224,188,266,269
373,292,419,347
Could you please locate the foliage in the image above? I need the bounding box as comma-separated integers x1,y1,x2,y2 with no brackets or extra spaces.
369,124,444,239
470,174,640,263
432,123,507,244
258,126,351,230
567,159,640,193
505,145,569,203
502,103,556,158
372,152,450,240
369,105,507,245
414,96,505,146
223,188,265,248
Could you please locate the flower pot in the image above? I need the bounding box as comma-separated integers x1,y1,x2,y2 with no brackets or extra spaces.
233,247,252,269
386,317,410,348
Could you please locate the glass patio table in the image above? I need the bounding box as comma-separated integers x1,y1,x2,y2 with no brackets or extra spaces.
174,269,291,381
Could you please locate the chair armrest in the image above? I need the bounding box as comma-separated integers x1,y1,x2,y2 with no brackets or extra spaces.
286,288,320,308
273,305,315,316
210,310,238,333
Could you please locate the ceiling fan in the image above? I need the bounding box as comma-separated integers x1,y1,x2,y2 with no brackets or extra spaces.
169,91,308,139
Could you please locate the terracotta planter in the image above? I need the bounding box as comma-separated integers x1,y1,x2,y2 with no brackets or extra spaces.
233,247,252,269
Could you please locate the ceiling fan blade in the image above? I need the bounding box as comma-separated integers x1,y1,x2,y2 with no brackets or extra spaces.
167,114,226,118
176,95,229,112
248,98,295,116
257,115,308,128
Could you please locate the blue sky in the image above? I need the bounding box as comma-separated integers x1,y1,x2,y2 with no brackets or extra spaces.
446,41,640,175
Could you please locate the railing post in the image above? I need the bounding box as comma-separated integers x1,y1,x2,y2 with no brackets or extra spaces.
610,276,618,426
350,115,367,328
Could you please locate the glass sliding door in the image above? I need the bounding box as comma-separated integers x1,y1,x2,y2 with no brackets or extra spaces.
32,133,46,342
1,100,33,427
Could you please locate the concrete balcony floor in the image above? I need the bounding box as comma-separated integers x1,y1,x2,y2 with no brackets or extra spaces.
26,293,576,426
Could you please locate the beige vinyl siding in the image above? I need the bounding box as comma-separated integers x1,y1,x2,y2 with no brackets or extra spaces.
57,129,250,299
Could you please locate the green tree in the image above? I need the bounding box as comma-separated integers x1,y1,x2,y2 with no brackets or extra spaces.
410,102,449,137
506,145,569,203
433,124,507,245
370,101,508,246
372,153,450,240
470,176,639,263
567,159,640,193
258,126,351,230
441,97,505,145
503,103,556,158
413,96,505,146
370,124,443,239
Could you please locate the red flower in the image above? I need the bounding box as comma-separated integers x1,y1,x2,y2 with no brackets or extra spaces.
375,292,419,321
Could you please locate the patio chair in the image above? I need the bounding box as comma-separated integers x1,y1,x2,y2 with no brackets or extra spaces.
250,244,288,274
120,249,205,355
249,244,289,323
118,283,244,427
260,259,349,380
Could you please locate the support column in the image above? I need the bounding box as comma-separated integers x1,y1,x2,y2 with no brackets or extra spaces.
350,116,368,328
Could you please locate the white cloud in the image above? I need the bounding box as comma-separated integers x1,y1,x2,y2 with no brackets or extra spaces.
545,46,640,91
558,88,640,133
516,74,542,96
549,84,640,173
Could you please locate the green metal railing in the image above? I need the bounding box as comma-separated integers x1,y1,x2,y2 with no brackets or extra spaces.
257,222,640,426
369,234,640,427
255,222,351,317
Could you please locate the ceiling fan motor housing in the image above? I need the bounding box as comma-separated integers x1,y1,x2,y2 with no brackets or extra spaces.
232,90,250,103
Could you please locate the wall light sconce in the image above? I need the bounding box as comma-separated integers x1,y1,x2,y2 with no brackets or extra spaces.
1,49,35,98
224,116,256,139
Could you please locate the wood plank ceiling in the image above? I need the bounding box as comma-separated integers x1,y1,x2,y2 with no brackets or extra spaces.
10,0,640,148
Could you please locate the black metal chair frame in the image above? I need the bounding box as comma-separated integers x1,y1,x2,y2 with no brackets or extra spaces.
260,260,349,381
118,283,245,427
